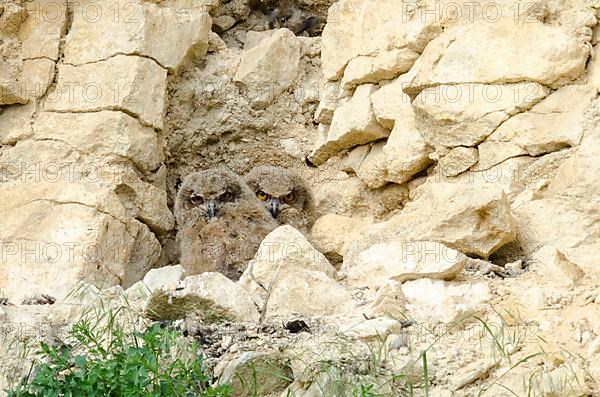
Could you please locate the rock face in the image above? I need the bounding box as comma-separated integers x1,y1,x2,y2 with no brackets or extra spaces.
0,0,209,302
405,19,589,93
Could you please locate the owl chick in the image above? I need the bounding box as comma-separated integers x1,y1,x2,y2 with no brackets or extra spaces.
244,165,315,233
174,168,278,280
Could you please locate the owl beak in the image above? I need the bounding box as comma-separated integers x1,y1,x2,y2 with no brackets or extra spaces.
268,198,280,218
207,199,218,218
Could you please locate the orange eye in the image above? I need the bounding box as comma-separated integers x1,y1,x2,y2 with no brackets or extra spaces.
190,194,204,205
256,191,269,201
282,192,296,204
220,191,233,201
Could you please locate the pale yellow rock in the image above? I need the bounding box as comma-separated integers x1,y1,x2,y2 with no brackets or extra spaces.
344,240,467,289
309,84,389,165
145,273,259,322
0,0,27,34
339,48,420,91
436,147,479,177
321,0,441,80
339,144,369,174
342,317,402,340
0,36,25,105
485,85,596,156
33,111,163,173
234,28,302,108
356,141,388,189
45,55,167,129
346,171,516,260
315,176,409,219
18,0,67,60
406,19,589,94
383,122,432,185
530,245,585,287
413,83,549,148
474,141,527,171
65,0,211,69
238,226,352,318
20,58,54,99
402,279,491,324
370,75,413,130
0,199,160,302
0,102,34,144
311,214,372,258
0,140,173,233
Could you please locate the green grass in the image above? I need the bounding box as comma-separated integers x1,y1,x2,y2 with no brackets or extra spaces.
6,305,231,397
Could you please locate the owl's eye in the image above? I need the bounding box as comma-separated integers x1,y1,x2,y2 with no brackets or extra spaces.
220,191,233,202
282,192,296,204
256,191,270,201
190,194,204,205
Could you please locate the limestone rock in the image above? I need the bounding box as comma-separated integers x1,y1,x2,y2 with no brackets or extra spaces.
311,214,372,259
309,84,389,165
33,111,164,173
406,19,589,94
383,122,432,185
436,147,479,177
234,28,302,108
370,75,412,130
145,272,259,322
339,48,420,91
217,352,293,397
530,246,585,287
356,141,388,189
474,141,528,171
479,85,596,167
0,36,25,105
65,0,211,69
21,58,55,99
45,55,167,129
413,83,549,149
321,0,441,80
18,0,67,60
346,172,516,261
314,176,409,219
402,279,491,324
344,241,467,289
142,265,186,293
511,121,600,273
0,196,160,302
0,102,34,144
342,317,402,341
0,0,27,34
339,144,370,174
238,226,351,318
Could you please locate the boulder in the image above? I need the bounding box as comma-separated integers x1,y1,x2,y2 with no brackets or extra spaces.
145,272,259,322
339,48,420,90
344,241,467,289
356,141,388,189
436,147,479,177
413,83,549,148
0,102,34,144
45,55,167,129
370,75,413,130
64,0,211,69
238,226,352,318
234,28,302,108
402,279,491,324
382,122,432,184
309,84,389,165
477,85,596,170
33,111,164,173
321,0,441,80
345,171,516,261
18,0,67,60
406,19,589,94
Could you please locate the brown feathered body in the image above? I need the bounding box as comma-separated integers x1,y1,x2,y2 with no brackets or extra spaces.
244,166,315,234
174,169,277,280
